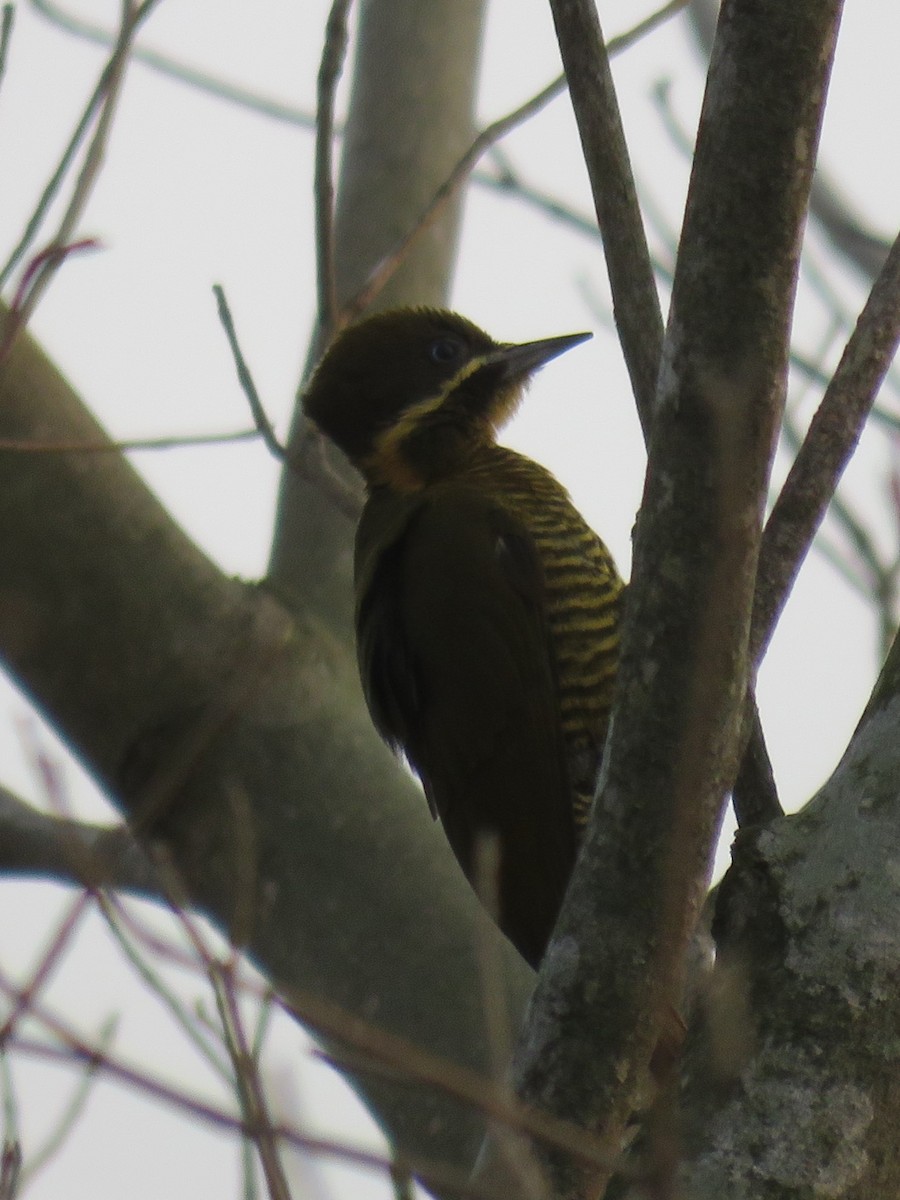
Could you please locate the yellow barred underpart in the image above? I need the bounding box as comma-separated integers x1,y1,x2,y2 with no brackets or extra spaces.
459,444,623,816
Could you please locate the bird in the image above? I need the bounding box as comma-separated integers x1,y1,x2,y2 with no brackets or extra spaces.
303,308,624,967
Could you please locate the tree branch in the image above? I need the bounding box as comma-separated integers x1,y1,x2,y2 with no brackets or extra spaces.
688,0,892,288
0,307,530,1175
548,0,665,439
0,4,13,95
0,785,159,895
29,0,318,127
340,0,686,326
486,3,843,1195
315,0,354,337
752,230,900,664
0,1,157,314
684,622,900,1197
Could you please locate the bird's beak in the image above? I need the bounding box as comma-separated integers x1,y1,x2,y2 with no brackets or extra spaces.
488,330,592,382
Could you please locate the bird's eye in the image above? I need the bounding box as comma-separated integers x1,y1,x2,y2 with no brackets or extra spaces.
429,336,464,364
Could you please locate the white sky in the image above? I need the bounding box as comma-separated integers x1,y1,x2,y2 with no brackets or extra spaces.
0,1,897,1197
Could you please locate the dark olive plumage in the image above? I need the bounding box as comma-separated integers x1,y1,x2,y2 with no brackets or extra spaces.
303,308,623,966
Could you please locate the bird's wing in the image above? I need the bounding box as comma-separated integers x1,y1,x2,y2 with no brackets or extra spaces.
355,483,577,966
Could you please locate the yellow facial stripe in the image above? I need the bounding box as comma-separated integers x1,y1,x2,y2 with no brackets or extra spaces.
365,354,491,471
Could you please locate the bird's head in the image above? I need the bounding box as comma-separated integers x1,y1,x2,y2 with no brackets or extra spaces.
302,308,591,490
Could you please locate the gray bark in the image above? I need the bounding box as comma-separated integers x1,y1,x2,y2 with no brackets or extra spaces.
676,644,900,1198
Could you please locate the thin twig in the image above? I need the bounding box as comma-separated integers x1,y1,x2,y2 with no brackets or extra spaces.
250,988,277,1064
483,153,601,240
99,894,239,976
144,853,289,1200
340,74,568,324
472,839,550,1200
802,239,900,402
340,0,686,328
17,1017,117,1189
33,0,141,269
315,0,353,337
0,428,262,454
98,895,232,1081
1,930,608,1195
0,1051,19,1184
791,352,900,432
810,173,893,283
783,414,887,599
212,962,291,1200
752,230,900,664
0,79,109,290
547,0,668,439
17,712,76,817
213,284,363,519
651,75,693,157
30,0,317,127
284,989,614,1173
1,2,158,355
0,891,93,1042
213,285,287,463
0,4,15,97
2,940,547,1200
5,237,100,315
782,317,890,617
3,1032,491,1199
0,1139,21,1200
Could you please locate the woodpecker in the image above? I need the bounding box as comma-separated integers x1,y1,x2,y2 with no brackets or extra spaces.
303,308,623,966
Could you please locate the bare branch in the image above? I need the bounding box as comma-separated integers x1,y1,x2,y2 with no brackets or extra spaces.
339,72,569,324
0,1140,21,1200
0,428,261,453
341,0,685,327
213,284,363,520
548,0,666,439
753,231,900,664
285,989,613,1174
0,784,159,895
731,713,781,827
97,895,231,1080
30,0,317,127
1,2,160,355
213,285,286,463
16,894,90,1010
315,0,354,337
212,961,291,1200
16,1017,117,1190
0,4,14,96
809,174,893,283
688,0,893,288
2,1032,485,1197
0,76,107,291
785,413,891,603
498,3,843,1195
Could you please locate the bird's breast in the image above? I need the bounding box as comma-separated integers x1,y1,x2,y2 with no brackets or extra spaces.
454,447,623,805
